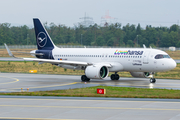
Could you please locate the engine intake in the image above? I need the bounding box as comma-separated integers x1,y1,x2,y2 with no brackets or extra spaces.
85,65,109,79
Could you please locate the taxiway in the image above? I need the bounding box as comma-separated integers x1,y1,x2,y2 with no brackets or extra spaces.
0,73,180,92
0,73,180,120
0,96,180,120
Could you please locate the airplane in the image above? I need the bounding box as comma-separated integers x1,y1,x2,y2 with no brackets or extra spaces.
4,18,177,83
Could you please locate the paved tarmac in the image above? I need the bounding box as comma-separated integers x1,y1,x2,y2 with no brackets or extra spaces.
0,73,180,92
0,96,180,120
0,73,180,119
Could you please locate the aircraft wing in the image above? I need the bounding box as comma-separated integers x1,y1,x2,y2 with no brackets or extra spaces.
23,58,90,66
4,43,96,66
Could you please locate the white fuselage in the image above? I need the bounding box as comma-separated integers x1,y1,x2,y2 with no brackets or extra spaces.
52,47,176,72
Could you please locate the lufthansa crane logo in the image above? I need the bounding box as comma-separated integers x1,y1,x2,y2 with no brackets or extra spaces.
37,32,47,47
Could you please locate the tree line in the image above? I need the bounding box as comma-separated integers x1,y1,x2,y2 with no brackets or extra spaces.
0,22,180,47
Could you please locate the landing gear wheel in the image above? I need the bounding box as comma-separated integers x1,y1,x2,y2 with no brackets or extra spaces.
110,74,119,80
81,75,90,82
115,74,119,80
150,78,156,83
110,74,115,80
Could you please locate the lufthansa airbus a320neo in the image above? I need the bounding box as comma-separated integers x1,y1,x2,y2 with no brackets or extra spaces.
5,18,177,83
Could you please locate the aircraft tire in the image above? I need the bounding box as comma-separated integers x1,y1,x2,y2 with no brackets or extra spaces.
111,74,119,80
81,75,90,82
150,78,156,83
110,74,115,80
115,74,119,80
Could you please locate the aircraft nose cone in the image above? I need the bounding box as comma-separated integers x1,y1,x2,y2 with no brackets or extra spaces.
170,59,177,70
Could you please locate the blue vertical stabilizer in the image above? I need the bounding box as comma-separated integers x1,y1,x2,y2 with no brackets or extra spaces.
33,18,55,50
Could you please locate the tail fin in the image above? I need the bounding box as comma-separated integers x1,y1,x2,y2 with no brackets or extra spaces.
33,18,55,50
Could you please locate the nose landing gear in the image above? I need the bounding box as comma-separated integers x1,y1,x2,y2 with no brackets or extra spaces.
149,72,156,83
150,78,156,83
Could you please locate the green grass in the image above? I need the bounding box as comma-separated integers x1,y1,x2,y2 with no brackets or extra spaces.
0,61,84,75
1,86,180,99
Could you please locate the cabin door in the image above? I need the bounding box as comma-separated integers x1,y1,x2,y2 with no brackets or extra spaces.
143,51,150,64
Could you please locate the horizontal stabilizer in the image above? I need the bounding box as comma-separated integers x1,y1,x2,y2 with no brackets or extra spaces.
11,51,44,56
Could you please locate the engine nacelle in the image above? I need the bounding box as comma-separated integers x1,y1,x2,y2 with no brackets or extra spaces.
130,72,151,78
85,65,109,79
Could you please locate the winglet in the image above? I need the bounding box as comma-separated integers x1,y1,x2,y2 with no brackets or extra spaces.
4,43,15,58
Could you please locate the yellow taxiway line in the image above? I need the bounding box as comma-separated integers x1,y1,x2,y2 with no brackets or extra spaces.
12,82,78,89
0,76,19,84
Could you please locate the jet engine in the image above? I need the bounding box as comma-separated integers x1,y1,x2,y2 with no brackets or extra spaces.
85,65,109,79
130,72,151,78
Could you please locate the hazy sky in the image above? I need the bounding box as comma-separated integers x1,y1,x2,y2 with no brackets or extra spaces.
0,0,180,28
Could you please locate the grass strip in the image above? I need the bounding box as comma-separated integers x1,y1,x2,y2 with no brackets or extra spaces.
1,86,180,99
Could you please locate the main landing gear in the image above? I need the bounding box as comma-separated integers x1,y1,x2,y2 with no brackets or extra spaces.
110,72,120,80
81,75,90,82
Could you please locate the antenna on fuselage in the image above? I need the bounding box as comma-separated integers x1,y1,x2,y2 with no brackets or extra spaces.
143,44,146,49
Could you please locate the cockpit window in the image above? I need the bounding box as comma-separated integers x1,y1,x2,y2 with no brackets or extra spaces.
155,54,170,59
